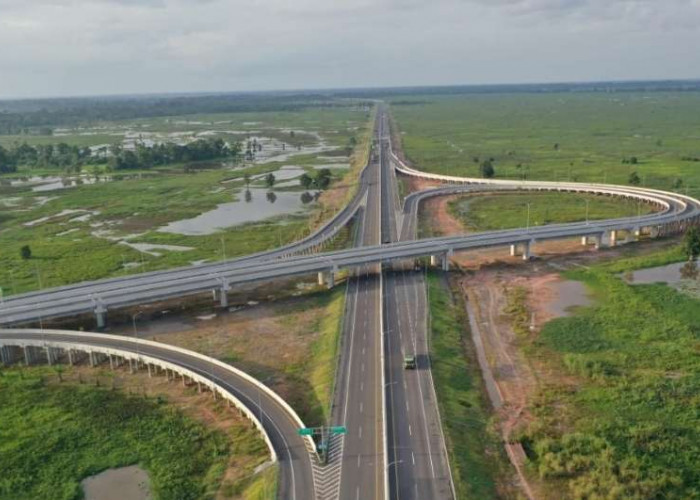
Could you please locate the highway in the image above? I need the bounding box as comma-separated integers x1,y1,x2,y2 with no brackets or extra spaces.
0,329,315,500
381,112,454,499
331,109,384,500
3,103,700,500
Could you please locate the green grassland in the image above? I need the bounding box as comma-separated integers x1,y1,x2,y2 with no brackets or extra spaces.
0,106,372,296
448,192,655,232
428,272,512,499
0,366,269,500
522,251,700,499
391,93,700,197
0,106,370,150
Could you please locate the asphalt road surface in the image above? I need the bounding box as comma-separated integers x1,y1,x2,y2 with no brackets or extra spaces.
332,109,384,500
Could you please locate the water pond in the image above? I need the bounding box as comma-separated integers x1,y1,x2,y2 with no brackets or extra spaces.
81,465,152,500
159,187,317,236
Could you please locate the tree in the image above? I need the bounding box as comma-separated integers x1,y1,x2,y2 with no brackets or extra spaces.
244,173,251,187
480,159,495,179
315,168,332,190
265,173,276,188
20,245,31,260
266,191,277,204
683,226,700,261
300,192,314,204
299,173,313,189
628,171,641,186
244,189,252,203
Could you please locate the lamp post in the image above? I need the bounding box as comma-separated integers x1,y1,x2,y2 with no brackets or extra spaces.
526,203,531,231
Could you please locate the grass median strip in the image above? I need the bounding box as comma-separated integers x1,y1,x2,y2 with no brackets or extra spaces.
427,272,509,499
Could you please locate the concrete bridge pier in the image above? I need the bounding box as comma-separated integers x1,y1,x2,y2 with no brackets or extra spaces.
608,230,618,247
23,346,37,365
45,346,59,366
220,278,231,308
1,346,19,365
317,268,337,289
94,304,107,329
522,241,533,260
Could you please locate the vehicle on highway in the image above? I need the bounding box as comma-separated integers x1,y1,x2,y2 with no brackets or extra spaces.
404,353,417,369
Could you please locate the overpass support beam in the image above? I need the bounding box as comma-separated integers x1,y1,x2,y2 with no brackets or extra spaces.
23,346,35,366
1,346,17,366
317,269,336,289
649,226,660,239
219,278,230,308
430,255,440,267
442,254,450,272
608,230,618,247
510,244,518,257
94,305,107,330
45,346,57,366
522,241,534,261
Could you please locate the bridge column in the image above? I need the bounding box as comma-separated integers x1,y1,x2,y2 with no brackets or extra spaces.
581,236,590,246
94,304,107,329
591,233,604,250
45,346,57,366
649,226,660,238
0,346,15,365
522,241,533,261
430,255,440,267
23,346,35,366
220,278,230,308
608,230,618,247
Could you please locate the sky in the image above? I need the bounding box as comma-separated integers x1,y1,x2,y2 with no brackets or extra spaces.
1,0,699,98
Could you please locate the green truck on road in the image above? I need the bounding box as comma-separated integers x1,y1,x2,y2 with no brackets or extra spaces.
403,354,416,369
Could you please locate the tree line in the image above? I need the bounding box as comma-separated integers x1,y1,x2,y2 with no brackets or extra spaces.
0,138,241,173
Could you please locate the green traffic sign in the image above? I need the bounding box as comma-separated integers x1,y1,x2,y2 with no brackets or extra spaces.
298,428,314,436
330,426,347,435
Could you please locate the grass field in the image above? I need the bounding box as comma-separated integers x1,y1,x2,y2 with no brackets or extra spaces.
428,272,512,499
0,366,257,500
391,93,700,198
521,251,700,499
449,192,655,232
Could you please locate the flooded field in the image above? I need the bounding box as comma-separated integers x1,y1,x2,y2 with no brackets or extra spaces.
159,187,316,235
81,465,152,500
626,262,685,285
545,279,592,317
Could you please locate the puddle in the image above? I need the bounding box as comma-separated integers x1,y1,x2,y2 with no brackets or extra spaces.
545,280,592,317
158,187,315,236
24,209,92,227
625,262,685,285
81,465,152,500
119,241,195,257
10,175,112,192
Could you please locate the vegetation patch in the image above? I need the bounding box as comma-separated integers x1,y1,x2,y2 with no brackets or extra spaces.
0,367,234,500
391,93,700,202
448,192,654,232
428,272,512,499
523,257,700,499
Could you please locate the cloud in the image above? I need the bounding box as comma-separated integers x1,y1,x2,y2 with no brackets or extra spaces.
0,0,698,98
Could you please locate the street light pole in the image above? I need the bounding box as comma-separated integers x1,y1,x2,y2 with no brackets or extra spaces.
132,311,143,360
220,236,227,262
585,199,590,225
526,203,531,231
